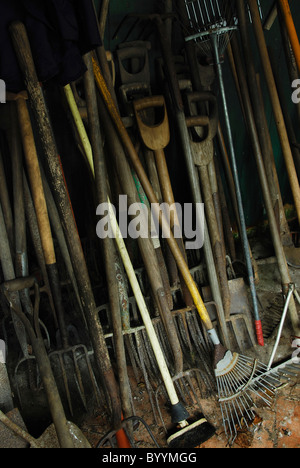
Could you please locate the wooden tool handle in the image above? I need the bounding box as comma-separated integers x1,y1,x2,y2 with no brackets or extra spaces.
9,21,40,90
186,91,218,139
16,98,56,266
133,95,165,112
185,115,210,128
134,96,170,150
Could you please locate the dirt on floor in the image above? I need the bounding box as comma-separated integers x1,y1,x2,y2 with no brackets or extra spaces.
79,257,300,450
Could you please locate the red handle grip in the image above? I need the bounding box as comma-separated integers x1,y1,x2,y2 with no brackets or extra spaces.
255,320,265,347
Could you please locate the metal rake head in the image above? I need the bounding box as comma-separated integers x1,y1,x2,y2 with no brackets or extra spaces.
182,0,238,57
215,351,280,445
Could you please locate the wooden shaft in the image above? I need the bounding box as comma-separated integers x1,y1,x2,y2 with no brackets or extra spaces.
248,0,300,226
93,56,214,332
278,0,300,74
16,97,56,266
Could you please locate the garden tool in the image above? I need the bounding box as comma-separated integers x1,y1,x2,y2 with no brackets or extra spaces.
236,0,300,270
229,31,300,336
277,4,300,133
23,173,57,327
92,22,281,446
154,40,230,346
8,89,101,417
9,20,122,431
116,40,152,86
175,0,259,288
269,45,300,236
183,90,256,351
40,167,84,322
107,197,216,448
69,75,184,383
90,66,185,377
180,0,264,347
0,176,30,380
97,415,160,449
277,0,300,74
133,95,194,309
0,149,14,251
82,52,215,429
77,61,212,438
9,102,32,319
82,52,134,441
1,276,89,448
248,0,300,227
184,92,230,315
115,41,176,306
155,24,252,351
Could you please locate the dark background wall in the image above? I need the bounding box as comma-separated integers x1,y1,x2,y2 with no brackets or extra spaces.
95,0,300,230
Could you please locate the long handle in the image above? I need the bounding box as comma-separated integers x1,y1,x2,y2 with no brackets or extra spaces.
277,0,300,74
230,35,300,335
211,33,264,346
66,73,184,375
92,56,217,340
15,95,69,349
4,279,75,448
9,21,122,430
153,15,229,343
248,0,300,227
134,97,193,306
82,52,133,441
107,196,189,427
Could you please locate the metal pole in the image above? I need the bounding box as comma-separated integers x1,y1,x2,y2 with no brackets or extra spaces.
210,33,264,346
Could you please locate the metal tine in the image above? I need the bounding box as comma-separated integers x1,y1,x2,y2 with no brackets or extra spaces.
14,355,41,409
50,351,76,415
125,334,141,383
135,330,160,424
74,345,102,406
174,312,195,361
140,328,160,383
155,321,174,371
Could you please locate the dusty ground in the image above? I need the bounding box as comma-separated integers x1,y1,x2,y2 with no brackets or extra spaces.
1,250,299,449
79,255,300,449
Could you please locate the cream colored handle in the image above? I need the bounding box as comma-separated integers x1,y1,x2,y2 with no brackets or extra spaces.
107,196,180,407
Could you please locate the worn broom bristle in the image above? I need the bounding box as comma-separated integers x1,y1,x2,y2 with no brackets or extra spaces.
215,349,280,445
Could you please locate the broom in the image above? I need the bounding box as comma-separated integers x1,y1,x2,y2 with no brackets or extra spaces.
64,76,216,448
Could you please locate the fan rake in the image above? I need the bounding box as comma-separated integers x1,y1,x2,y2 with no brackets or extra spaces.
180,0,280,445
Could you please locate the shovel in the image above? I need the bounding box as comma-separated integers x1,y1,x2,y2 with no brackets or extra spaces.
133,95,194,309
1,277,91,448
7,90,101,416
183,90,257,351
0,408,91,449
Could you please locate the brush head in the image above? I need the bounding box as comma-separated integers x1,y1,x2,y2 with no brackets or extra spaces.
167,415,216,449
214,348,280,445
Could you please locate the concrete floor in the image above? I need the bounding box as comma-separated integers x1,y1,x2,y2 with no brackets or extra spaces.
81,255,300,449
199,255,300,448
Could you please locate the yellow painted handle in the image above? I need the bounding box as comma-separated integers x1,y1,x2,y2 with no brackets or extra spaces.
92,56,214,333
